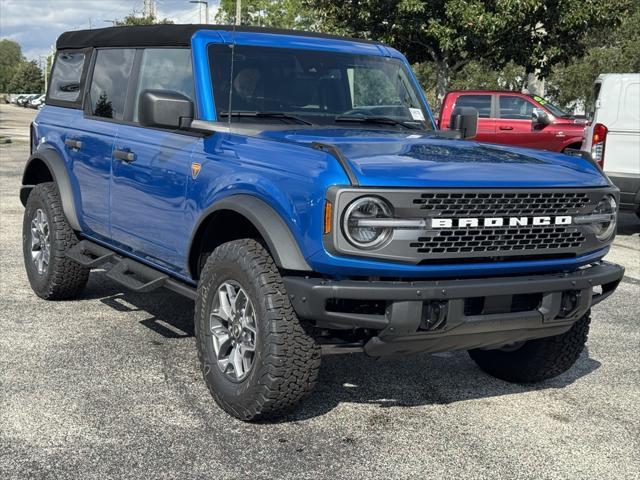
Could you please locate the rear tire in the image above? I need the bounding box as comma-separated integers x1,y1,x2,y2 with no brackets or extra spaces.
195,239,321,421
468,312,591,383
22,182,89,300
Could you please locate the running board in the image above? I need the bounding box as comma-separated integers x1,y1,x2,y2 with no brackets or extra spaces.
66,240,197,300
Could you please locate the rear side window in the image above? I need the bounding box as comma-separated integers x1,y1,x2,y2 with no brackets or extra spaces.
132,48,194,122
499,95,533,120
455,95,492,118
89,49,135,120
48,51,86,105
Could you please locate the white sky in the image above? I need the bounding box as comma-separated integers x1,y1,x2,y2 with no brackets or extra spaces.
0,0,221,61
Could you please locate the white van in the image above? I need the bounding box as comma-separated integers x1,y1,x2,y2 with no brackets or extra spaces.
582,73,640,215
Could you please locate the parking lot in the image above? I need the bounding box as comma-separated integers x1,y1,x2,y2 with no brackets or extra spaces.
0,103,639,479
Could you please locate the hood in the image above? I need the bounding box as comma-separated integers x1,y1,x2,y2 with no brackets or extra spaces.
258,128,608,188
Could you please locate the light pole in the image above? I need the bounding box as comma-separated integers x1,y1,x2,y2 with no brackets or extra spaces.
189,1,209,24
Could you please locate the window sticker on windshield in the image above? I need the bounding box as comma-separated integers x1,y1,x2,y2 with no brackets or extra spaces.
409,108,425,121
533,95,546,105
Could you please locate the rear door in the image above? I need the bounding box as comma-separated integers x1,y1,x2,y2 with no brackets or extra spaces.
109,48,198,271
452,94,496,142
67,48,136,239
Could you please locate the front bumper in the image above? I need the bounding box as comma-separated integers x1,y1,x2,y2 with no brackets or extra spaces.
283,261,624,356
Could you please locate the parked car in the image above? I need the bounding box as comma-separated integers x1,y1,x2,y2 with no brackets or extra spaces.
16,94,40,107
582,73,640,216
21,25,623,421
439,90,586,152
27,94,46,109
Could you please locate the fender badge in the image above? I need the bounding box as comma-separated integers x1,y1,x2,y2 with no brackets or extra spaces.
191,162,201,179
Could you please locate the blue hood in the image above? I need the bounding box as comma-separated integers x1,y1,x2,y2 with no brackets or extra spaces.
258,128,609,188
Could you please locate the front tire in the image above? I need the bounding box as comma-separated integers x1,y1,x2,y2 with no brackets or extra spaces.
468,312,591,383
195,239,321,421
22,182,89,300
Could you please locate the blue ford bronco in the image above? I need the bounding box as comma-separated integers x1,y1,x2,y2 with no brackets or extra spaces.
22,25,624,420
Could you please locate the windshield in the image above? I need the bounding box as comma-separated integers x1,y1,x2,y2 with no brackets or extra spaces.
208,44,432,130
528,94,570,118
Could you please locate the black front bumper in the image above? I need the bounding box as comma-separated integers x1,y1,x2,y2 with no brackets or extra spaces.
283,261,624,356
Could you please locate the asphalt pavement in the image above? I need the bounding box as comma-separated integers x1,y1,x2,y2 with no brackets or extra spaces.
1,104,639,479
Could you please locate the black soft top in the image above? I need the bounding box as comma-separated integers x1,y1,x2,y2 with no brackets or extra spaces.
56,24,382,50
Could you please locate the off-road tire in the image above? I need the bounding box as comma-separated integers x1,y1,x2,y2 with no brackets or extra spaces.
468,312,591,383
22,182,89,300
195,239,321,421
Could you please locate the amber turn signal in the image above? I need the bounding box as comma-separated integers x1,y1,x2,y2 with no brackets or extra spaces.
324,201,332,234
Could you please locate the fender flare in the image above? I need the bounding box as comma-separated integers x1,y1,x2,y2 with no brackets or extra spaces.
189,195,312,273
21,147,81,231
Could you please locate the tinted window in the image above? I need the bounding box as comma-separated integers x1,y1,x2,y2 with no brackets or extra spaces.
49,51,85,102
133,48,194,122
499,95,533,120
455,95,492,118
89,49,135,120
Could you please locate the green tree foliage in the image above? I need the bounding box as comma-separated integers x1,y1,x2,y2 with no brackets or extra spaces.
115,13,173,26
216,0,316,29
8,60,43,93
310,0,630,104
547,6,640,109
0,39,24,92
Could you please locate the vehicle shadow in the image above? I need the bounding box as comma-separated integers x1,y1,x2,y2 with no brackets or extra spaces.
82,271,601,421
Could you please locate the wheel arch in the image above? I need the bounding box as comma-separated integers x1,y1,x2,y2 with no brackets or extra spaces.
21,147,81,231
188,195,311,279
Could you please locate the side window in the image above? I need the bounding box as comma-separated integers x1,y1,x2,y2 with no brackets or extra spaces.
133,48,195,122
499,95,534,120
89,49,135,120
454,95,492,118
48,51,86,103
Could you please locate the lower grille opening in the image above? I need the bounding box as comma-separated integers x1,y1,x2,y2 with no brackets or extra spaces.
464,293,542,316
325,299,387,316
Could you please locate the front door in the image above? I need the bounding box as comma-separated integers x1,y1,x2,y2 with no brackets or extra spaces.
494,94,554,150
108,48,197,272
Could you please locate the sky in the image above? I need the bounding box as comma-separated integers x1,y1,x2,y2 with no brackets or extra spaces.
0,0,221,61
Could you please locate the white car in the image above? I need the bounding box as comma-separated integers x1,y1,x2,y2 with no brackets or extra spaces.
582,73,640,216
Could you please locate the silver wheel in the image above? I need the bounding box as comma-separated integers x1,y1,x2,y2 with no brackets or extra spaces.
209,281,257,381
30,208,50,275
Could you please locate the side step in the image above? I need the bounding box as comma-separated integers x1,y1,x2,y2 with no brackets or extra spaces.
66,240,197,300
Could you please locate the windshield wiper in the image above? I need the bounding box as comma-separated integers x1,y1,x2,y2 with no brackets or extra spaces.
334,114,420,130
219,111,313,125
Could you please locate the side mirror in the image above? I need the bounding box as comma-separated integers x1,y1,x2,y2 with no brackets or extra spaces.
449,106,478,139
139,89,194,129
532,108,550,127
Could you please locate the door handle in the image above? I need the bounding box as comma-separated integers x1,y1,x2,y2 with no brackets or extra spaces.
113,149,136,162
498,126,514,131
64,138,82,149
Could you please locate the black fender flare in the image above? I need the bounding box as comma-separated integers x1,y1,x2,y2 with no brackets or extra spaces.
21,147,81,231
189,195,312,273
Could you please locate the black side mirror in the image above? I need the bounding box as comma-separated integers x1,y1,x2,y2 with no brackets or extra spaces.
139,89,194,129
532,108,550,128
449,106,478,139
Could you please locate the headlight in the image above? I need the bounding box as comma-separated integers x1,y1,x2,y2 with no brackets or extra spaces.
342,196,393,249
593,195,617,240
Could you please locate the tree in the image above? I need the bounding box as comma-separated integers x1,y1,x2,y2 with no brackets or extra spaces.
8,60,43,93
310,0,631,105
215,0,316,29
115,13,173,26
547,6,640,109
0,39,24,92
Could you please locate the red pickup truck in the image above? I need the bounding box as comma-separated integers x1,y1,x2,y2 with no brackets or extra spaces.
439,90,586,153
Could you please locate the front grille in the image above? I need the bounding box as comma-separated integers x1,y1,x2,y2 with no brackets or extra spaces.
412,192,590,217
411,225,585,255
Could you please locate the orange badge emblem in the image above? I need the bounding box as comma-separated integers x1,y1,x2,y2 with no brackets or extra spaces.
191,163,202,179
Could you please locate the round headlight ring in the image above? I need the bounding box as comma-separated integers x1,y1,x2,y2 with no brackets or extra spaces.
593,195,617,241
342,196,393,250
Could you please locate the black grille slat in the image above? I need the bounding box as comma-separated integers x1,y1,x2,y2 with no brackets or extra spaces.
413,225,585,255
412,191,589,217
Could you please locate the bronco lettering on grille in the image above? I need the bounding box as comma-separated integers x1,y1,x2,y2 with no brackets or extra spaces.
431,216,573,228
